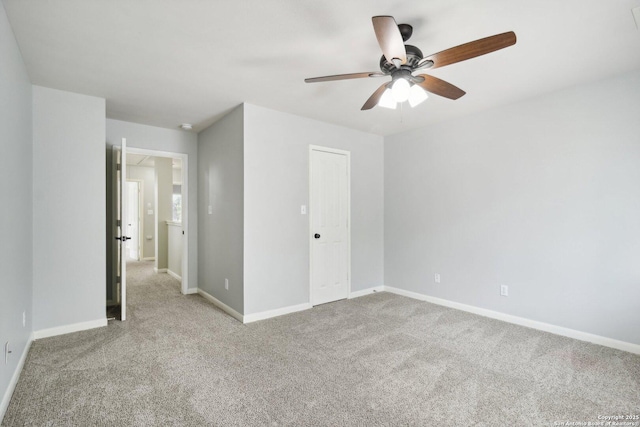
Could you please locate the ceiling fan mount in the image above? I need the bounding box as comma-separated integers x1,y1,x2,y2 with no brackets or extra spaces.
397,23,413,42
304,16,517,111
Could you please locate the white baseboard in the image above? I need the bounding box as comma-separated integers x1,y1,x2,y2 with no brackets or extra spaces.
33,318,108,340
242,286,383,323
383,286,640,355
197,289,243,322
167,270,182,281
243,303,312,324
154,268,167,274
0,333,33,423
196,288,313,324
349,286,384,299
142,257,155,261
183,288,198,295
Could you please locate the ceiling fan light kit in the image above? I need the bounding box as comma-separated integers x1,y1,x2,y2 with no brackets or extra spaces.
391,78,411,102
378,84,429,110
305,15,516,111
408,84,429,107
378,89,397,109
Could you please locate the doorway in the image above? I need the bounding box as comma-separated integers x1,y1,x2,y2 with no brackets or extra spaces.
110,143,190,321
309,145,351,306
126,148,189,293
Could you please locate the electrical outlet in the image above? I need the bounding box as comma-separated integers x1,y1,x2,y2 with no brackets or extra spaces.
500,285,509,296
225,278,229,290
434,273,441,284
23,311,26,328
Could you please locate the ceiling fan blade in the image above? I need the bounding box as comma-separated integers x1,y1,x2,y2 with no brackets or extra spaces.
361,82,390,110
415,74,466,100
423,31,516,69
372,16,407,65
305,72,385,83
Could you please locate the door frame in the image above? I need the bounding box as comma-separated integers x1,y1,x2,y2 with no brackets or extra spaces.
126,179,144,261
116,138,129,320
126,147,190,295
308,145,351,306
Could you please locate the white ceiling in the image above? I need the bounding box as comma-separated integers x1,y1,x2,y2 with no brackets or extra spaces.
3,0,640,136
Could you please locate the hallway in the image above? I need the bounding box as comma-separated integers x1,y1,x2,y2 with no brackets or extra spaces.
126,260,182,303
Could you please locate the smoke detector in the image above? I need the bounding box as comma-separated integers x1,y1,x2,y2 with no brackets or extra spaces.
180,123,193,130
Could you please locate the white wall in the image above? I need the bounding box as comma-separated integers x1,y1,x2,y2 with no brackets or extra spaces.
155,157,172,270
243,104,384,315
128,166,155,259
173,168,182,185
167,222,182,278
32,86,106,332
106,119,198,291
385,70,640,345
197,106,244,313
0,3,33,419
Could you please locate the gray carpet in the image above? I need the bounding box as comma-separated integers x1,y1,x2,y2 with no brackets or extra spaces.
3,261,640,426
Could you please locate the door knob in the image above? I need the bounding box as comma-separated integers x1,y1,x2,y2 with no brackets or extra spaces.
314,233,321,239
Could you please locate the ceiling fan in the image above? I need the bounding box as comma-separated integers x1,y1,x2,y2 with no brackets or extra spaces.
305,16,516,110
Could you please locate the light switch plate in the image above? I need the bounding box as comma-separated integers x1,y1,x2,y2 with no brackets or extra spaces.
633,7,640,30
301,205,307,215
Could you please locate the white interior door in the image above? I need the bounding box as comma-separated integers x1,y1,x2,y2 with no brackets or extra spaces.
115,138,129,320
310,146,350,306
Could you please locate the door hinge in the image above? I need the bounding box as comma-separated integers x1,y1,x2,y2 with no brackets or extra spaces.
116,276,121,284
116,219,121,227
116,164,121,171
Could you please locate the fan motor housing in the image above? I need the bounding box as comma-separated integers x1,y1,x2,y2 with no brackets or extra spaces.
379,44,424,74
